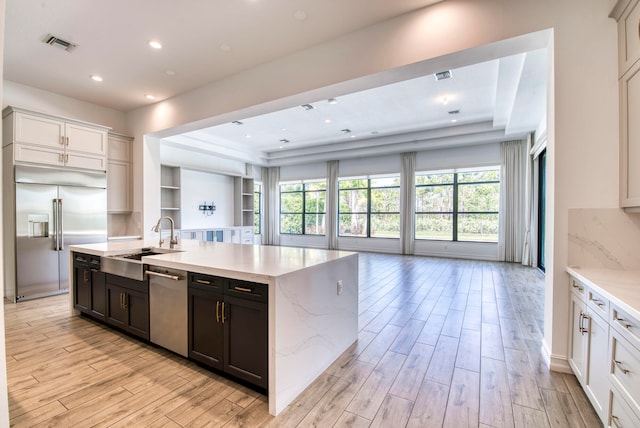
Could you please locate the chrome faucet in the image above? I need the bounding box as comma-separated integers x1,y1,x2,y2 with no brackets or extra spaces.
152,216,178,248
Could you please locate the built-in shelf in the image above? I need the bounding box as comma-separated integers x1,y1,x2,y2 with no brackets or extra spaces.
160,165,181,228
234,177,254,228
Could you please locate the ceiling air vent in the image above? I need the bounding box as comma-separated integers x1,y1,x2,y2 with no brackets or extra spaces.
448,109,460,115
434,70,452,81
44,34,78,52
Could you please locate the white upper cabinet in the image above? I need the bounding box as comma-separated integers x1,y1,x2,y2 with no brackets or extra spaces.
613,0,640,209
107,133,133,213
3,106,109,171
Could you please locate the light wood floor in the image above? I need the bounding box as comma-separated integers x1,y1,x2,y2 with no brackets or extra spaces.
4,253,602,427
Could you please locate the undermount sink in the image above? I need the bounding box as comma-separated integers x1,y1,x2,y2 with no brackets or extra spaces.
101,247,183,280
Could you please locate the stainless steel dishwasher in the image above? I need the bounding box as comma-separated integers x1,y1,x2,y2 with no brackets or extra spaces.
146,265,188,357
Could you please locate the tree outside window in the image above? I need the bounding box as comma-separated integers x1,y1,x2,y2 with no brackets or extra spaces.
415,168,500,242
338,175,400,238
279,180,326,235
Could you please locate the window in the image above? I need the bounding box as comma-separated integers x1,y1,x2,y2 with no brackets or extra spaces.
254,182,262,235
415,168,500,242
338,175,400,238
279,180,326,235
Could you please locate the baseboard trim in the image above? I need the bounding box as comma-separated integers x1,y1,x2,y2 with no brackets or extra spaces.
541,341,572,373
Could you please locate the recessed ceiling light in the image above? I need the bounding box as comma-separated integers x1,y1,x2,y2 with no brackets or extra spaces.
280,139,290,144
328,98,338,104
350,135,356,138
293,10,307,20
145,94,155,100
281,128,287,132
245,134,251,139
148,40,162,49
435,70,452,80
324,119,332,123
451,119,458,123
90,75,103,82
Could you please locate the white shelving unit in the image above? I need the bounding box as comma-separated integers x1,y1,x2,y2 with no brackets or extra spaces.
160,165,181,229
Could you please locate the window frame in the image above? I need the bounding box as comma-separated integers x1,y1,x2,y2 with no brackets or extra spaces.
415,167,500,243
279,179,327,235
253,182,262,235
338,174,401,238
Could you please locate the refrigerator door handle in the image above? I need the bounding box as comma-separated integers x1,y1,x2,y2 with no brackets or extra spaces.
52,198,59,251
58,198,64,250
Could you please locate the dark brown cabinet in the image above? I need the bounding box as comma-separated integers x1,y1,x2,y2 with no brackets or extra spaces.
105,273,149,340
72,252,105,321
188,272,268,389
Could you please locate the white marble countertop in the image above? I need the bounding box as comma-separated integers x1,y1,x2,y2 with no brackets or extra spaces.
70,240,356,282
566,266,640,321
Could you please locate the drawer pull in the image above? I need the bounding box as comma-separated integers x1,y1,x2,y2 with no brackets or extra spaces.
615,317,633,329
611,415,622,428
234,286,252,293
614,360,630,375
196,279,211,285
592,299,605,307
571,281,583,292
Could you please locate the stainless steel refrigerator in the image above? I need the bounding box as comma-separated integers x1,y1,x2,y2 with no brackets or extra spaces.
10,165,107,301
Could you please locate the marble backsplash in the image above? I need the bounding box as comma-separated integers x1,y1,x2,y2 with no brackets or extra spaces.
568,208,640,269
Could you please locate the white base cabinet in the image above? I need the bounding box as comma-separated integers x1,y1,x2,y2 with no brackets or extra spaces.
567,270,640,427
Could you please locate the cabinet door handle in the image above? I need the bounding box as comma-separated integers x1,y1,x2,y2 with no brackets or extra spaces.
65,136,69,146
196,279,211,285
60,136,65,146
221,301,226,324
123,293,128,309
614,360,630,375
83,270,89,282
119,293,123,309
216,300,220,323
234,286,252,293
571,281,583,292
58,153,64,164
65,153,69,163
580,312,589,334
592,299,604,307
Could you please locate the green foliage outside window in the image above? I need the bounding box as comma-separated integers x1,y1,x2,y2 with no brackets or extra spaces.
279,180,326,235
338,176,400,238
415,169,500,242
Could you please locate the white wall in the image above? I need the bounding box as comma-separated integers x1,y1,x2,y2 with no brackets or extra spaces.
180,169,234,229
2,80,127,133
123,0,619,369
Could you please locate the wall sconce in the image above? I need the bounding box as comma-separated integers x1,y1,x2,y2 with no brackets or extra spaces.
199,201,216,216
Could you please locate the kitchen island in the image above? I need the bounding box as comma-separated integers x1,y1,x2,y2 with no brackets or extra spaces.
68,240,358,416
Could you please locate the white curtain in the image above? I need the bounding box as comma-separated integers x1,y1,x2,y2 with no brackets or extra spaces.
521,135,534,266
498,140,527,262
261,166,280,246
400,152,416,255
326,160,339,250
